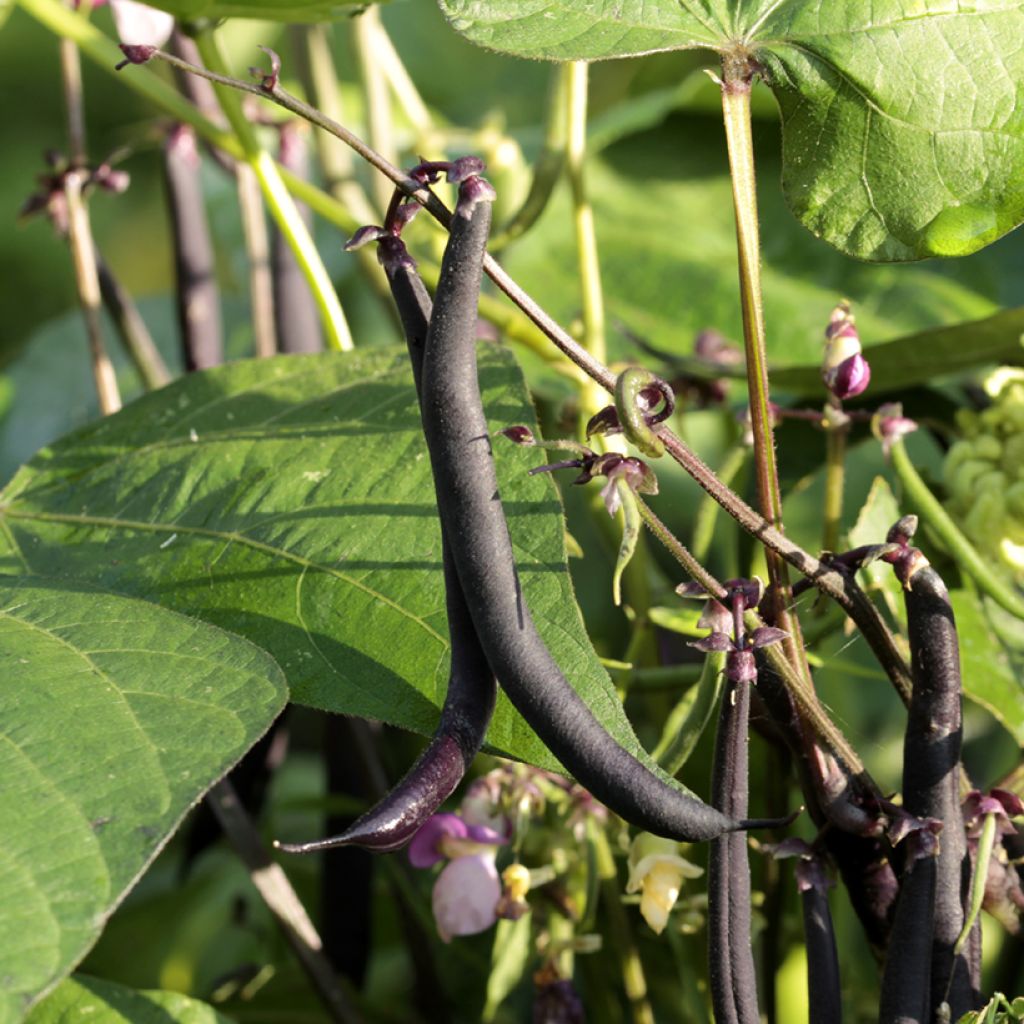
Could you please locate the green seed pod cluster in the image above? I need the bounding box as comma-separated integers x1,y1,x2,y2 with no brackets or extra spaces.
944,371,1024,580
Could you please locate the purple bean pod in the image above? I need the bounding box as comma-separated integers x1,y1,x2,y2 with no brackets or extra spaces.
418,177,774,842
276,230,496,856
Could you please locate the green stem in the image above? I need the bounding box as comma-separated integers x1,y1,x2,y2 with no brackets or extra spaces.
691,443,749,563
953,810,996,958
590,823,654,1024
194,30,353,353
235,161,278,357
369,13,433,144
566,60,608,422
653,650,726,774
720,55,812,681
822,414,848,554
351,5,396,214
891,439,1024,621
491,62,569,251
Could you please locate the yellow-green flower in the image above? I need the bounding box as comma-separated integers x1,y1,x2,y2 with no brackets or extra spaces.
625,833,703,935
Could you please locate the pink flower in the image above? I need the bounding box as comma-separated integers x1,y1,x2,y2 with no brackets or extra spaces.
432,854,502,942
408,812,507,943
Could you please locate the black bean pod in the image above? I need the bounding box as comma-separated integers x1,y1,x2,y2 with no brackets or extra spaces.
901,563,977,1018
800,873,842,1024
275,234,496,856
708,673,759,1024
879,832,938,1024
419,181,768,843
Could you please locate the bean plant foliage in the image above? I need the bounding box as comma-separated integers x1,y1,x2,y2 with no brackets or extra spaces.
3,0,1024,1021
441,0,1024,260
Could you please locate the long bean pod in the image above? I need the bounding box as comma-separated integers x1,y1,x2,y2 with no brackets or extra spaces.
419,177,777,842
708,671,759,1024
900,561,977,1018
276,232,496,855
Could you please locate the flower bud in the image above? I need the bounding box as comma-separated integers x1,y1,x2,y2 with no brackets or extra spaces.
822,300,871,400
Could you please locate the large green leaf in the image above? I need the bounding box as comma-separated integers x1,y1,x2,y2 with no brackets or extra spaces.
26,976,235,1024
0,578,285,1023
0,348,668,778
438,0,1024,261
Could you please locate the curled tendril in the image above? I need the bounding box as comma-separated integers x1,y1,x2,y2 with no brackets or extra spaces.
602,368,675,457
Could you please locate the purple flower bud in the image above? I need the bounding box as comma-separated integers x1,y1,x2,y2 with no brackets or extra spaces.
432,853,501,942
697,599,732,634
585,405,622,439
251,46,281,92
599,456,657,516
446,155,487,183
343,225,386,252
500,425,536,445
872,402,918,456
964,789,1023,838
821,300,871,401
689,632,735,654
824,352,871,400
375,236,417,276
748,626,789,649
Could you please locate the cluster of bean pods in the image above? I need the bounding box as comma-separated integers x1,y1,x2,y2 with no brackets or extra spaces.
275,160,1014,1024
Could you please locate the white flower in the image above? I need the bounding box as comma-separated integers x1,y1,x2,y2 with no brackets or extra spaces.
110,0,174,48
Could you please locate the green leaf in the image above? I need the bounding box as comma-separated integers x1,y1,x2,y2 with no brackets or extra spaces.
0,579,285,1022
771,308,1024,397
0,348,667,778
847,476,905,627
141,0,370,22
26,975,236,1024
439,0,1024,261
482,916,533,1021
502,128,1014,380
949,588,1024,747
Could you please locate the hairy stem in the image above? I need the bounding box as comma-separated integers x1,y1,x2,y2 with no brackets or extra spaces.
719,55,807,681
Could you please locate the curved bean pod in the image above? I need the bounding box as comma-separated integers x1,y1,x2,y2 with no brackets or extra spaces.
276,235,496,855
419,180,763,843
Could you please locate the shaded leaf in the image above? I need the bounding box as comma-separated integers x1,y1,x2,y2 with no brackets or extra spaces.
26,975,235,1024
440,0,1024,260
0,579,285,1022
